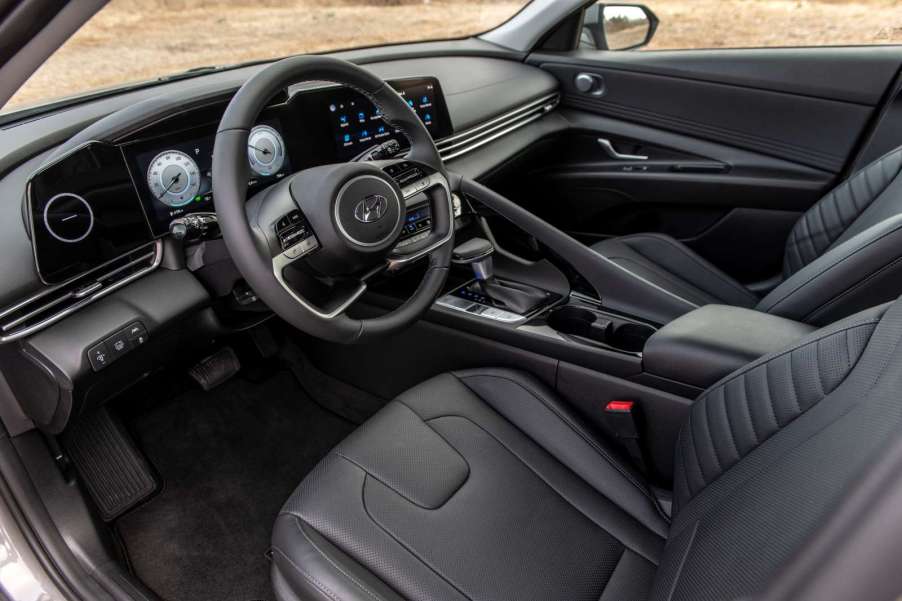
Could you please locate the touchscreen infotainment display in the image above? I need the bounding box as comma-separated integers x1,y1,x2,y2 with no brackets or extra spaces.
325,77,452,160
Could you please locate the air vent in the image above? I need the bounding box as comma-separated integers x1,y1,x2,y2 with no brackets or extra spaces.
0,241,161,342
436,93,559,161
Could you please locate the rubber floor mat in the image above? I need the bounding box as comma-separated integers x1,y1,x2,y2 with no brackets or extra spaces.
64,407,157,521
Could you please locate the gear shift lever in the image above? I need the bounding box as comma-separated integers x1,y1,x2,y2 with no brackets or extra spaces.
452,238,549,315
452,237,495,280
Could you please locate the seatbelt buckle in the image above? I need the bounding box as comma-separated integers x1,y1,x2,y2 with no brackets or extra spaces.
604,400,647,472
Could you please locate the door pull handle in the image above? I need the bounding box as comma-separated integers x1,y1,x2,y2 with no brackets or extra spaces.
597,138,648,161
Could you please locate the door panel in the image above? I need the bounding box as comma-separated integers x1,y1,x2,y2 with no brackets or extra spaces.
543,60,873,172
516,47,902,281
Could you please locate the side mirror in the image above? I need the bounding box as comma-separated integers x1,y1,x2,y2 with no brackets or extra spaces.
580,3,659,51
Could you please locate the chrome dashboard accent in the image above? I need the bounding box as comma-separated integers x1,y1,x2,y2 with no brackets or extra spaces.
0,240,163,343
436,93,559,161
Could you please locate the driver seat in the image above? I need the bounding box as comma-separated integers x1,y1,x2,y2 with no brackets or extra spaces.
271,298,902,601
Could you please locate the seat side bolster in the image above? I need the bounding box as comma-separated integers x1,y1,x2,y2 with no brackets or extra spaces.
616,233,759,307
783,146,902,276
272,514,408,601
758,214,902,324
590,232,757,325
672,302,889,510
444,368,671,538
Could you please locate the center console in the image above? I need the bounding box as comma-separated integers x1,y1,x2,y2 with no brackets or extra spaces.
643,305,816,390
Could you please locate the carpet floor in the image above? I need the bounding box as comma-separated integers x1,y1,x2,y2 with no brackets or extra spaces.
115,368,356,601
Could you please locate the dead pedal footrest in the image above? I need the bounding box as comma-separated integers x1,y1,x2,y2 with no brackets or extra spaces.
63,408,157,521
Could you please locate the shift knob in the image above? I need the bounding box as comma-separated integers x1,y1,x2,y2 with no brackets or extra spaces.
452,237,494,281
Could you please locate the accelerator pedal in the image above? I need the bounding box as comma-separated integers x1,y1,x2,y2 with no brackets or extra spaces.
188,347,241,391
63,408,157,521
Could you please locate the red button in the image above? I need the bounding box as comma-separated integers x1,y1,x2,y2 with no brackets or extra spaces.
605,400,635,413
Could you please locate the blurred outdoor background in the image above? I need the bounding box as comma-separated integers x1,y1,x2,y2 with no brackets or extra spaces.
6,0,902,112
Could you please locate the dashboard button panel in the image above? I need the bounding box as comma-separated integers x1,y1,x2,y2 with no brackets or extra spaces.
87,321,149,372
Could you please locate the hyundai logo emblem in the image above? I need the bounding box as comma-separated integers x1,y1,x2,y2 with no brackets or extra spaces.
353,194,388,223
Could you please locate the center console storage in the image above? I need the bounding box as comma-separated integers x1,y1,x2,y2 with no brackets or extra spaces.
643,305,816,390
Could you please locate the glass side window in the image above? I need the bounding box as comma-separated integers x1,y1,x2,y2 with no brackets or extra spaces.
580,1,902,52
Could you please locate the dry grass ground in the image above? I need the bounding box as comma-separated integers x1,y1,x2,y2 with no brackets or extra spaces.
647,0,902,50
6,0,902,112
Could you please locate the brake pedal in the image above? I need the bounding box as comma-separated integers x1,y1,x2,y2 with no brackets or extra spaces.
188,347,241,391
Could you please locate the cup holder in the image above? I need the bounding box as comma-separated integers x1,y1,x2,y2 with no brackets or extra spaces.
547,305,654,353
609,322,655,353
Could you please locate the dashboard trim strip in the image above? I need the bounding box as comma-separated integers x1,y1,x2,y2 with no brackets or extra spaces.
436,92,558,148
437,93,559,161
0,241,163,343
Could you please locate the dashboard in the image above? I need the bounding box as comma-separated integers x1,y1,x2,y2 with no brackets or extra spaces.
27,77,453,283
0,52,561,433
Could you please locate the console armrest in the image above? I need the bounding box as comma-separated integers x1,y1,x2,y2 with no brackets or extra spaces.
643,305,815,390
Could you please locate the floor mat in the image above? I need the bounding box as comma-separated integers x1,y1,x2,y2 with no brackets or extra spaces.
115,369,355,601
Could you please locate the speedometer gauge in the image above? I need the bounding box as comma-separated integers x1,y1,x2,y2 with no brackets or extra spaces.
146,150,201,207
247,125,286,176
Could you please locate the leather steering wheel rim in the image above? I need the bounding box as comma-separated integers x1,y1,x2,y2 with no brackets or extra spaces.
213,55,453,344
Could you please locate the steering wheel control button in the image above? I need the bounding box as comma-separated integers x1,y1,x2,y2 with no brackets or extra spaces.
385,162,426,185
43,192,94,243
334,174,401,247
274,210,317,257
283,236,319,259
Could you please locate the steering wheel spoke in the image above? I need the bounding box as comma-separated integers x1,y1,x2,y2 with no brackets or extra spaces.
387,170,455,270
273,252,367,320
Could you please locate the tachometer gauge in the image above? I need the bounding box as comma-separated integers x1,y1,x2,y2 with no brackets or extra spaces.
146,150,201,207
247,125,286,177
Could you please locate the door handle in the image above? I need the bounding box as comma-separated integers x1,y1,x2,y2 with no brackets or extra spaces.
597,138,648,161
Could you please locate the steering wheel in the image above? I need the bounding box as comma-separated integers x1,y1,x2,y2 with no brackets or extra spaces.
212,56,454,344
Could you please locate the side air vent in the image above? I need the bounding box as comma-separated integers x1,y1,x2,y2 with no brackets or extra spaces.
0,241,162,343
436,93,559,161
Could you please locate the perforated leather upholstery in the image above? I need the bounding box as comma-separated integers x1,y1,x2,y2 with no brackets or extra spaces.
272,297,902,601
591,147,902,325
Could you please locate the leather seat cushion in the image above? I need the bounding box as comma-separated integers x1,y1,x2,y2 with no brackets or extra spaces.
272,368,667,601
591,233,759,313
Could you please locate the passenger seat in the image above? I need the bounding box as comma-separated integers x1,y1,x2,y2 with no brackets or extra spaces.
591,146,902,325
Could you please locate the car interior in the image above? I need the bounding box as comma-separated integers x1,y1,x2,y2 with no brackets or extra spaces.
2,0,902,600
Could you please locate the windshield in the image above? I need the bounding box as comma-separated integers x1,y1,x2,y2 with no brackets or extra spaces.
4,0,529,115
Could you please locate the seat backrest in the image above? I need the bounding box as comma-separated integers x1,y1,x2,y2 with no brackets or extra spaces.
651,298,902,600
755,147,902,324
783,146,902,277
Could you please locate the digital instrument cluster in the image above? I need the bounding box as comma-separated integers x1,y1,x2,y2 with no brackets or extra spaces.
27,76,453,283
129,120,291,235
